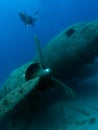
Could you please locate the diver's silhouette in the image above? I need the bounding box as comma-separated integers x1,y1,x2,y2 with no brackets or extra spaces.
19,9,40,27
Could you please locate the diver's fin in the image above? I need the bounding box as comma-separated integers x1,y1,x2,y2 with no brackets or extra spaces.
34,9,40,15
51,77,76,97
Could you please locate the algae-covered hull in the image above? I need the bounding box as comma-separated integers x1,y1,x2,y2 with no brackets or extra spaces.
1,19,98,129
40,19,98,80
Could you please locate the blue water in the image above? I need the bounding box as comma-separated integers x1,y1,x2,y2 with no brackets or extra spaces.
0,0,98,87
1,1,98,130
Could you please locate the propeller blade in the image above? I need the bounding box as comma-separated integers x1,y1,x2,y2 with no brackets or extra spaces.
34,35,44,69
51,77,76,97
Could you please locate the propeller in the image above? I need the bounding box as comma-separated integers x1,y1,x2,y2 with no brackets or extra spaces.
34,35,76,97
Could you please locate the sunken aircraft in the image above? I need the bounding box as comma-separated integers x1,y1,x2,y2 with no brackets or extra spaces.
0,19,98,129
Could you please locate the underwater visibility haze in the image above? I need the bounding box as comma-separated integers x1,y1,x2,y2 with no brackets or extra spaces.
0,0,98,86
0,0,98,130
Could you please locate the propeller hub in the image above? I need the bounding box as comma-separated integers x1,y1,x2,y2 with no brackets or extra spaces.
39,68,52,78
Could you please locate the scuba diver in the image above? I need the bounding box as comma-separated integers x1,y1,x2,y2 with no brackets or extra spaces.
19,9,40,27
